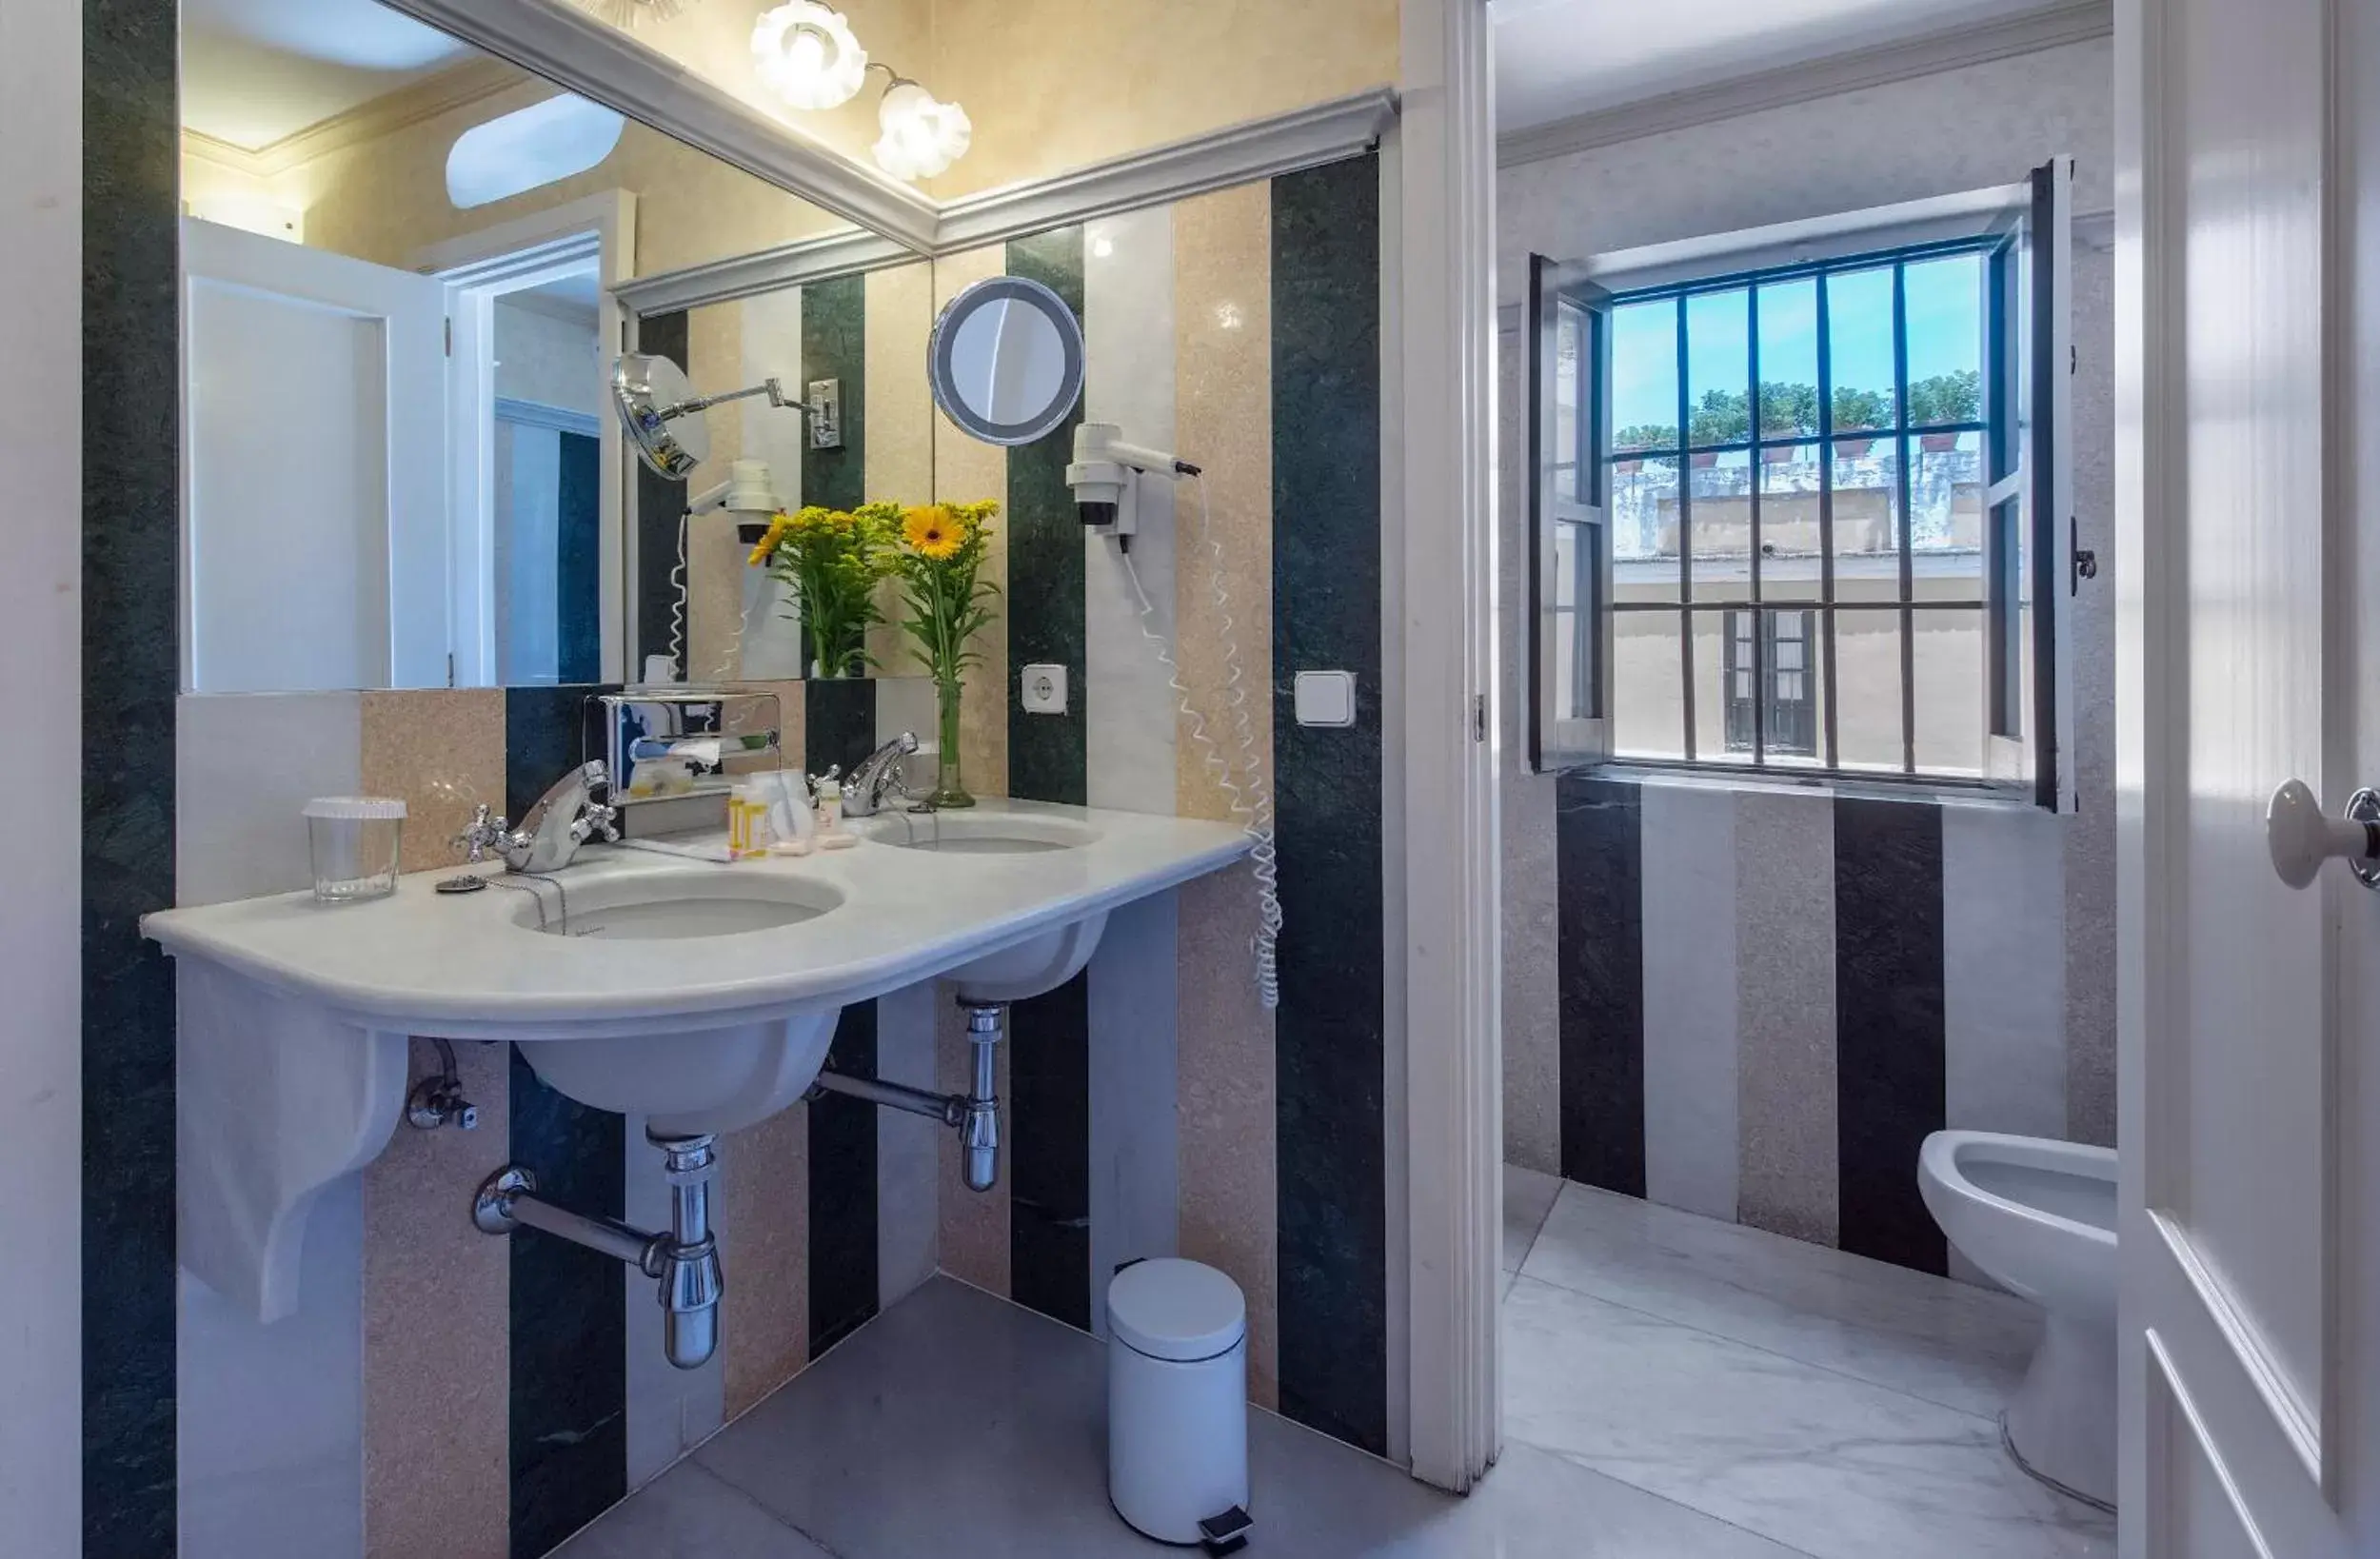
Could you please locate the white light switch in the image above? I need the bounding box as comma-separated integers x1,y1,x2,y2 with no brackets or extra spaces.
1021,663,1069,715
1294,670,1358,728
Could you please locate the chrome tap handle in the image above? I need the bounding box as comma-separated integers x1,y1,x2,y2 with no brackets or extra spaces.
453,804,512,863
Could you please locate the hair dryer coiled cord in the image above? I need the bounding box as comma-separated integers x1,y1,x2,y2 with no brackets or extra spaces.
1118,473,1283,1011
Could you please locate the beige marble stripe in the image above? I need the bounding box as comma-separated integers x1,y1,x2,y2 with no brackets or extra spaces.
935,987,1011,1296
362,1039,509,1559
684,301,749,683
724,679,805,780
929,243,1011,799
360,688,506,875
865,261,938,677
721,1104,810,1419
1733,789,1840,1248
1170,181,1279,1409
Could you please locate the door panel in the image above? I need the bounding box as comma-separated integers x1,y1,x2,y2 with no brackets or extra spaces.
2119,0,2359,1548
183,218,449,691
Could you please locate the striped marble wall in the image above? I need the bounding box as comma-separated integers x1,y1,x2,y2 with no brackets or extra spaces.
920,155,1389,1451
157,148,1392,1559
1550,774,2069,1280
169,675,945,1559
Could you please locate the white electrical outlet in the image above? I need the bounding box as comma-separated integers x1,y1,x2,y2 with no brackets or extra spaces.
1021,663,1068,715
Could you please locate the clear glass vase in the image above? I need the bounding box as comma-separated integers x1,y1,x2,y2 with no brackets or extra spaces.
928,676,974,808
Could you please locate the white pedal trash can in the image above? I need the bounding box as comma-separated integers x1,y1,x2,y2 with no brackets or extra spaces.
1106,1258,1253,1552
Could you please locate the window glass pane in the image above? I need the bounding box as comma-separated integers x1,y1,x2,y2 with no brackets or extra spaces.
1904,252,1984,427
1831,437,1899,605
1610,455,1680,605
1614,610,1687,760
1910,430,1984,602
1554,300,1586,502
1691,608,1728,760
1756,440,1824,601
1688,448,1752,602
1685,288,1750,448
1610,300,1679,454
1826,266,1896,434
1835,606,1904,771
1912,605,1986,776
1550,520,1599,720
1756,277,1820,441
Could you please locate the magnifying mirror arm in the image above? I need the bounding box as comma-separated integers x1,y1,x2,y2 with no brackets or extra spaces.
656,378,817,422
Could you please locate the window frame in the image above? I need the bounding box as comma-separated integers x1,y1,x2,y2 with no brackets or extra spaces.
1525,170,2073,806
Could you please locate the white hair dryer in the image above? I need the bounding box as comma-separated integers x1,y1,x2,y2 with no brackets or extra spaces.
1066,422,1200,545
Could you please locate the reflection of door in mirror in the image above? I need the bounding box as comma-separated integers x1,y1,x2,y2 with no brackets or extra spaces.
178,0,888,692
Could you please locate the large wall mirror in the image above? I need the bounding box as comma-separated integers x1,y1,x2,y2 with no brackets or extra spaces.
177,0,932,694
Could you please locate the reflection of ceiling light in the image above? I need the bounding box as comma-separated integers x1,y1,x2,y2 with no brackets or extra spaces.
752,2,868,111
872,79,972,181
581,0,692,27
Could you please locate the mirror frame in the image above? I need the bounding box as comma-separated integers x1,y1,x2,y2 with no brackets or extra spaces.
927,276,1086,447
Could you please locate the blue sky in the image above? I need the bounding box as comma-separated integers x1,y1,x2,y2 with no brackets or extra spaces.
1609,252,1984,444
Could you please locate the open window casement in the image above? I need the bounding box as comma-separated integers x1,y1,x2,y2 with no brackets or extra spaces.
1981,154,2076,811
1527,254,1614,771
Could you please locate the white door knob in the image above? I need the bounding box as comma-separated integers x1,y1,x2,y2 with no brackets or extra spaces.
2266,779,2380,889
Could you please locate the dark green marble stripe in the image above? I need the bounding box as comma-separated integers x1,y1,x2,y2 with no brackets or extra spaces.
798,274,866,674
83,0,182,1549
504,687,628,1556
808,1000,881,1356
634,311,689,677
1269,153,1388,1459
556,430,603,685
1008,976,1092,1332
803,678,879,781
1003,226,1089,808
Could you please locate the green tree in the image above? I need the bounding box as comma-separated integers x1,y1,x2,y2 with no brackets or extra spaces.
1907,369,1981,426
1830,385,1894,432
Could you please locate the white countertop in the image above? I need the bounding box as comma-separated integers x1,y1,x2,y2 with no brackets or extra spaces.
143,799,1248,1040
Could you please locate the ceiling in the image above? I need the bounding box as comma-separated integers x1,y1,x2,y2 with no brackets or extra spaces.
182,0,476,150
501,268,605,327
1493,0,2073,131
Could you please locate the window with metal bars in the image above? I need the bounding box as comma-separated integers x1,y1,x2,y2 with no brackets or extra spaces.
1529,170,2073,806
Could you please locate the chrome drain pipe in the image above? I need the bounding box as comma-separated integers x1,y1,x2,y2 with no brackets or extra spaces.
473,1131,724,1371
809,997,1005,1194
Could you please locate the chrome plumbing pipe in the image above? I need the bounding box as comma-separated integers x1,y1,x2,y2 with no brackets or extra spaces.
807,997,1005,1194
962,1001,1002,1194
472,1131,725,1372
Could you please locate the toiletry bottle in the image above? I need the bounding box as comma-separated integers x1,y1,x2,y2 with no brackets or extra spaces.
815,775,857,850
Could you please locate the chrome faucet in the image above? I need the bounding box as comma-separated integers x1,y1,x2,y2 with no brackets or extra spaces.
843,733,920,818
455,760,621,875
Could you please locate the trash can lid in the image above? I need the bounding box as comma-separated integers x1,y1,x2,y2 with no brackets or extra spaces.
1107,1258,1246,1363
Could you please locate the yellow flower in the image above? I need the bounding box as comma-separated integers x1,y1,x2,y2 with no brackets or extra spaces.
747,512,793,566
903,504,964,561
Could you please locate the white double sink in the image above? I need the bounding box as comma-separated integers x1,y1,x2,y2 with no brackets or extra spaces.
145,799,1246,1323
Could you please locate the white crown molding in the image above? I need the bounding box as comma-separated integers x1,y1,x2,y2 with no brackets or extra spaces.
377,0,941,250
614,225,913,313
933,87,1399,255
614,87,1401,316
1497,0,2113,168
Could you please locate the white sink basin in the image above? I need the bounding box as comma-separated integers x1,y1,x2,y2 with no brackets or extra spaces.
512,870,843,939
144,798,1246,1322
853,812,1100,854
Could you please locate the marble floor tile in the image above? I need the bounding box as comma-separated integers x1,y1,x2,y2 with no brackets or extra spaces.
549,1460,832,1559
1504,1162,1561,1273
1503,1275,2113,1559
580,1274,1802,1559
1522,1181,2037,1417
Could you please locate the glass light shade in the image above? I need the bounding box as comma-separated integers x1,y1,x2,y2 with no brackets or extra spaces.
751,2,868,111
872,81,972,181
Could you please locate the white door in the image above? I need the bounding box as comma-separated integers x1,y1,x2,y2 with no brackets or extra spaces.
183,218,450,691
2116,0,2373,1553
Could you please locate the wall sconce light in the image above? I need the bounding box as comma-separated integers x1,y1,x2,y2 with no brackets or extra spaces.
871,73,972,182
582,0,693,27
751,1,869,111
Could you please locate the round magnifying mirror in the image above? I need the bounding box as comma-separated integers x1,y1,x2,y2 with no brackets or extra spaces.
928,276,1085,446
614,353,709,479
